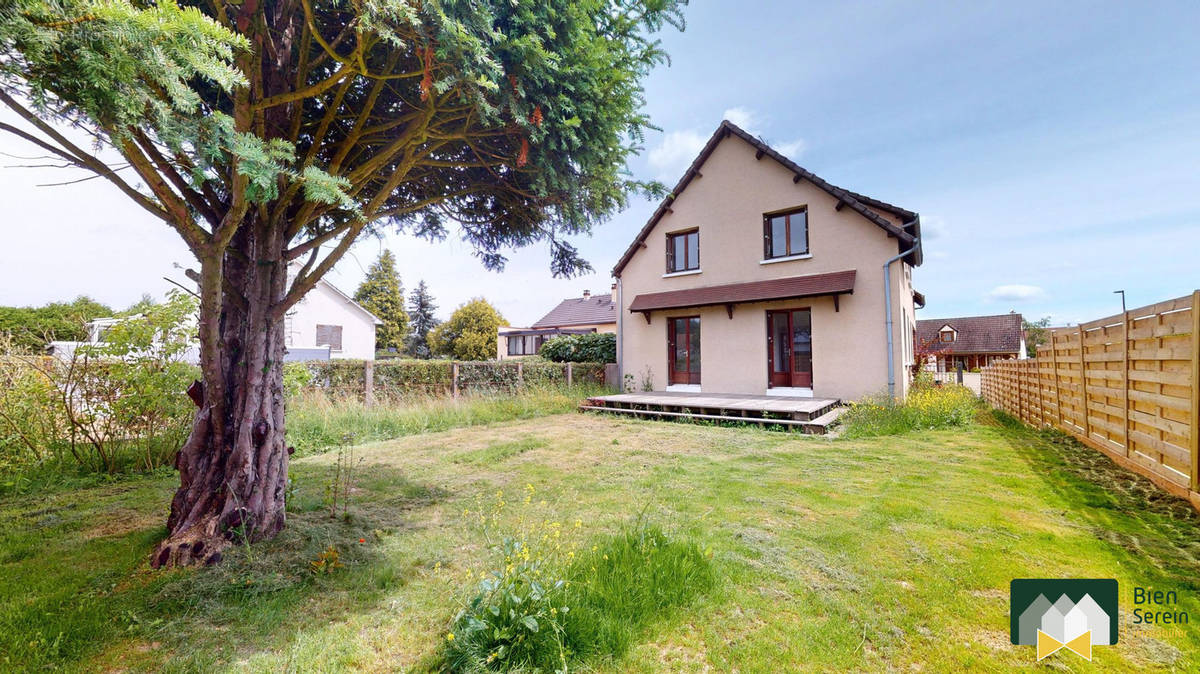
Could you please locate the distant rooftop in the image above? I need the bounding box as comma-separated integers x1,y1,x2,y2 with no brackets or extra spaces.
916,313,1024,354
531,291,617,329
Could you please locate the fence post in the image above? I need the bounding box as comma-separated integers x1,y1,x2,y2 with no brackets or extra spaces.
1190,290,1199,491
1050,331,1063,426
452,361,460,399
1122,310,1131,456
517,361,524,389
364,360,375,407
1078,325,1090,441
566,362,573,387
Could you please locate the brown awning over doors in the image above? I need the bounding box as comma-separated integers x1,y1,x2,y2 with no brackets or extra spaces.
628,269,856,322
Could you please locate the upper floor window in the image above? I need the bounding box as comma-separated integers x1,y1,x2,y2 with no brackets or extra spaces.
764,207,808,259
666,229,699,273
939,327,956,343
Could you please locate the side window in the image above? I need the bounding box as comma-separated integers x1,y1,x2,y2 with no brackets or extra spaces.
665,229,699,273
763,207,808,259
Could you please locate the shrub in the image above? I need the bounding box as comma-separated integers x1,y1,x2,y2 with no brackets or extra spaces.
539,332,615,363
0,293,198,477
440,491,714,672
289,359,607,401
840,384,979,438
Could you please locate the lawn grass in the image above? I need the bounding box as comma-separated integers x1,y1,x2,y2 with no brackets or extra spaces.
285,384,608,456
2,409,1200,671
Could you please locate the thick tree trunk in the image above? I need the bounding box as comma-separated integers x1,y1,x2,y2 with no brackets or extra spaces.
151,229,290,568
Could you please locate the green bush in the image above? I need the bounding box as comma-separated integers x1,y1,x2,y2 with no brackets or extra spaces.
539,333,615,363
841,384,979,438
290,359,607,400
440,497,714,673
0,292,199,479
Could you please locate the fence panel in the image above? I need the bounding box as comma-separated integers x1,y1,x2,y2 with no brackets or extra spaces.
981,291,1199,507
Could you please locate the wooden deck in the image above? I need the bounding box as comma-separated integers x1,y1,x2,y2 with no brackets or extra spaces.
580,391,843,434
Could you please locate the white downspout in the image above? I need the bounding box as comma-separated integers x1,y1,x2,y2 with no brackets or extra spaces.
884,238,919,398
615,277,623,388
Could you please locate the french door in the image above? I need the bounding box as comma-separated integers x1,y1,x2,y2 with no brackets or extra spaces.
667,316,701,385
767,309,812,388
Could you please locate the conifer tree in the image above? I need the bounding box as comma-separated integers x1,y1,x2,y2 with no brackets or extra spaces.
0,0,685,566
406,280,440,359
354,250,407,351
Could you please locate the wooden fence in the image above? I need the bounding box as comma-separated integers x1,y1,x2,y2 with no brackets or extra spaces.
981,291,1200,508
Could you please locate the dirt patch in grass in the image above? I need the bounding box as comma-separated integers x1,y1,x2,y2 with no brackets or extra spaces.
82,508,161,540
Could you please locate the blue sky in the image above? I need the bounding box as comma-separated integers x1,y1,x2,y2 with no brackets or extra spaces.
2,1,1198,326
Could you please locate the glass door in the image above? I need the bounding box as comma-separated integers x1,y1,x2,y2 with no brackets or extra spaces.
668,316,701,385
767,309,812,388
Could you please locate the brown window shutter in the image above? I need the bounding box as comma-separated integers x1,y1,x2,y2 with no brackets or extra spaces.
316,324,343,351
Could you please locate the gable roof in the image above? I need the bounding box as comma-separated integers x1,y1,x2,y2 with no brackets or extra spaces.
916,313,1024,354
612,120,922,277
531,294,616,328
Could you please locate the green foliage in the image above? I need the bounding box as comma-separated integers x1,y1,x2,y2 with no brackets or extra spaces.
354,250,409,351
406,280,440,359
539,332,616,363
1023,315,1052,358
284,384,607,457
282,362,314,399
0,292,199,478
2,0,687,280
560,522,715,662
428,299,506,361
841,384,980,438
0,296,112,350
440,500,714,672
291,358,605,402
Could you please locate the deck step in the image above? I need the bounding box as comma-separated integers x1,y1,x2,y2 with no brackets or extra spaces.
800,406,846,434
578,403,843,434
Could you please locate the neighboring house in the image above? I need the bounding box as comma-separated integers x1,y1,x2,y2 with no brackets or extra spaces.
498,288,617,359
612,120,923,400
283,267,382,360
49,269,381,362
916,313,1026,372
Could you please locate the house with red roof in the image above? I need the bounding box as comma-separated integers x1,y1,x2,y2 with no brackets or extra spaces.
916,312,1027,372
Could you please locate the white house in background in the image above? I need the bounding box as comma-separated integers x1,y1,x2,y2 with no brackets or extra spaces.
49,269,381,362
283,268,382,360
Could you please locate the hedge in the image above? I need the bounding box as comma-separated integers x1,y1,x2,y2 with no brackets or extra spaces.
288,358,606,399
539,332,616,363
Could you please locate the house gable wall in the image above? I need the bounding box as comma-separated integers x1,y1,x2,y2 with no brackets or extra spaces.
286,281,378,360
617,134,915,400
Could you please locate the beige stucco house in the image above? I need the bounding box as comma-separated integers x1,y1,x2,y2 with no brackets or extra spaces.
497,288,617,359
613,121,924,401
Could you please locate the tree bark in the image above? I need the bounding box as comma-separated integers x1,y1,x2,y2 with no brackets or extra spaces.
151,226,290,568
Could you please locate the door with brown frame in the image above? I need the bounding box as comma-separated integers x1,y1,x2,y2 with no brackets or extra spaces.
766,309,812,388
667,316,701,385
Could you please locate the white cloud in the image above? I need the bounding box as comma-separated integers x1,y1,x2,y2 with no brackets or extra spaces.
722,106,761,134
988,284,1047,302
646,129,707,181
648,106,805,180
774,139,807,159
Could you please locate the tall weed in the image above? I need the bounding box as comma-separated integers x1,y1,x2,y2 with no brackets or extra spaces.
841,384,979,438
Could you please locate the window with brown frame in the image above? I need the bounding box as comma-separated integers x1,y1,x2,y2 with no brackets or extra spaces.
316,324,343,351
665,229,699,273
763,207,808,259
940,330,955,343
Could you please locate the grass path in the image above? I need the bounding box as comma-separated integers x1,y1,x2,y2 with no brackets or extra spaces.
2,411,1199,671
